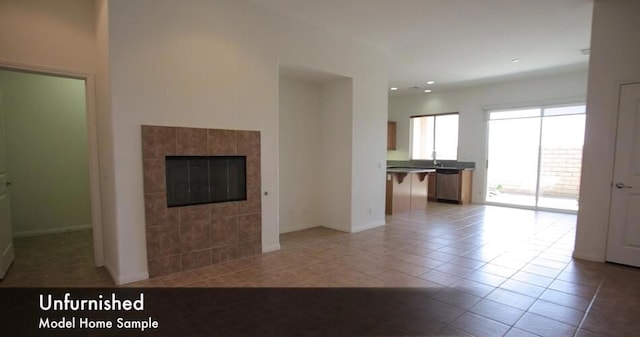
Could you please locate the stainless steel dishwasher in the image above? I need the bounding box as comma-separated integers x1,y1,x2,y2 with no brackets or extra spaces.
436,168,460,203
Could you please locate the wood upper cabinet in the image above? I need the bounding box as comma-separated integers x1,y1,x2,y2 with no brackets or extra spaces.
387,121,397,150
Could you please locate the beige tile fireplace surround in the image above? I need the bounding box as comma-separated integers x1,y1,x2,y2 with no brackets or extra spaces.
141,125,261,278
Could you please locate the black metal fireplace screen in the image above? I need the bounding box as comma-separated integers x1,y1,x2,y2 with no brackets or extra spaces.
165,156,247,207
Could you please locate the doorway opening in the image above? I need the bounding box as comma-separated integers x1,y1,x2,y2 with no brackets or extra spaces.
0,65,106,286
485,104,586,212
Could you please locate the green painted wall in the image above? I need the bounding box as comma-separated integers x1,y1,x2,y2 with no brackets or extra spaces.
0,70,91,236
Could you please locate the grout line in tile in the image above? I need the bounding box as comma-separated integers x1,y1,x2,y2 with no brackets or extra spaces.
573,278,604,337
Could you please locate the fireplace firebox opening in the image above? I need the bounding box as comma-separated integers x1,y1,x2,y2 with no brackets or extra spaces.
166,155,247,207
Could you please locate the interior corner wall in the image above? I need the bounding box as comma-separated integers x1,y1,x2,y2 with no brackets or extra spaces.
0,70,91,237
574,0,640,262
273,5,388,235
278,76,322,233
319,78,353,232
94,0,119,280
350,75,389,232
388,70,589,204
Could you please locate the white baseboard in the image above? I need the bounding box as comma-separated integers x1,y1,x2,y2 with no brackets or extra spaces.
572,251,605,262
103,260,117,285
116,271,150,285
351,220,385,233
319,224,346,232
13,224,92,238
279,223,317,234
262,243,281,253
102,257,149,285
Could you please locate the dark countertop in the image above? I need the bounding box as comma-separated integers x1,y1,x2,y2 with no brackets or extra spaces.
387,160,476,171
387,168,436,173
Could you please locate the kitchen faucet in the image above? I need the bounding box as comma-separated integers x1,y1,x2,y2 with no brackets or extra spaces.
432,150,442,167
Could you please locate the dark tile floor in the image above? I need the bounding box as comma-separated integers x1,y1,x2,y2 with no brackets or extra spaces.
2,203,640,336
0,229,112,287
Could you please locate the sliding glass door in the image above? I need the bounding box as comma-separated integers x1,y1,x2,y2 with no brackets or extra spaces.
537,106,586,210
485,105,586,211
486,109,541,207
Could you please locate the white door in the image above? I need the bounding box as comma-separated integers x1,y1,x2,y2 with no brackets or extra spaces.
0,86,14,279
606,82,640,267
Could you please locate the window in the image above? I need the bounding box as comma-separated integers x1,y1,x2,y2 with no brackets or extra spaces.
410,113,459,160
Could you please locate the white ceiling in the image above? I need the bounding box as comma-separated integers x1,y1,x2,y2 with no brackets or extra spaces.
245,0,593,94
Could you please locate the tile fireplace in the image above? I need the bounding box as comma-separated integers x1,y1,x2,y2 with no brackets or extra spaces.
141,125,261,278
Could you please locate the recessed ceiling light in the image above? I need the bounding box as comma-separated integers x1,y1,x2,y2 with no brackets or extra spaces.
511,59,521,63
426,81,435,85
390,87,398,91
424,89,432,93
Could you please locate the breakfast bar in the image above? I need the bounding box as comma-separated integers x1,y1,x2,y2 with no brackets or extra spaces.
385,168,435,215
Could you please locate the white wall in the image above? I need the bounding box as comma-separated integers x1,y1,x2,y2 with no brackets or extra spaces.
0,0,95,73
278,75,356,234
278,76,322,233
320,78,353,232
107,0,388,283
94,0,117,277
351,67,389,232
574,0,640,262
388,69,588,203
0,70,91,237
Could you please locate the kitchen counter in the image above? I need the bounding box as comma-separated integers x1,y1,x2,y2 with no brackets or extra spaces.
388,166,473,172
386,169,431,214
387,160,476,171
387,165,474,205
437,167,474,171
386,167,436,174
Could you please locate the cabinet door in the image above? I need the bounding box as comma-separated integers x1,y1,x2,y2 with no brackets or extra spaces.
459,170,473,204
427,172,437,201
387,121,397,150
410,173,428,211
386,172,411,214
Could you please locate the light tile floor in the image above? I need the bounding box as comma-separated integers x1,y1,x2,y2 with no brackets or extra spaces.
3,203,640,336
